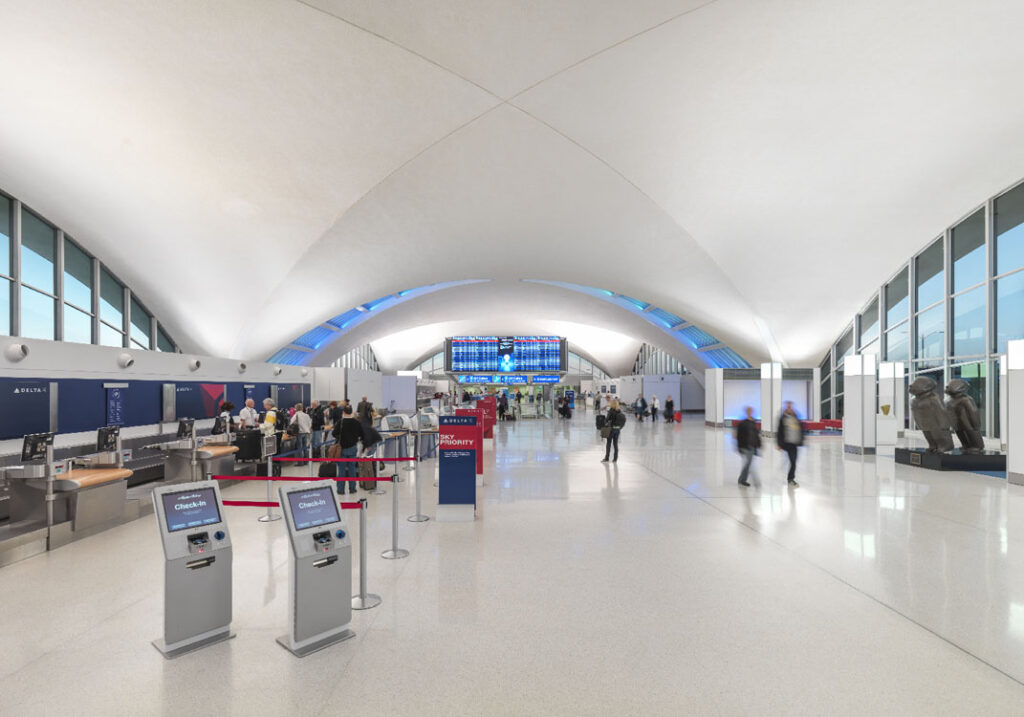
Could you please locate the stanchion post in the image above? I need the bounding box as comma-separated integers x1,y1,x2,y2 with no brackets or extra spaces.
408,441,429,523
307,434,313,478
258,455,282,522
351,499,382,610
381,474,409,559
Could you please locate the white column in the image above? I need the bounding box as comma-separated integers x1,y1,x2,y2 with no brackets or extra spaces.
811,367,821,421
842,354,877,455
1008,341,1024,485
704,369,724,426
760,362,782,435
1000,356,1008,453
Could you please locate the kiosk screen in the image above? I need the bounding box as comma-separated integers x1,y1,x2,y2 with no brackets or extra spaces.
286,488,340,530
21,432,54,462
176,419,195,439
96,425,119,452
161,488,221,532
386,416,403,431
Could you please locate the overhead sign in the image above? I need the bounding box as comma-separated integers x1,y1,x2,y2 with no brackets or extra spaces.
531,375,561,384
106,386,126,426
456,375,493,384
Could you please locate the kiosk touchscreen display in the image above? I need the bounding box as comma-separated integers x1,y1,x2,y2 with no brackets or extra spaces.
176,419,195,439
96,425,119,452
21,433,54,462
162,488,221,532
286,488,340,531
386,416,403,431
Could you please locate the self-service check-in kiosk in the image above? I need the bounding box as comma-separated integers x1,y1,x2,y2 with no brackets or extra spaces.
152,481,234,658
277,480,354,657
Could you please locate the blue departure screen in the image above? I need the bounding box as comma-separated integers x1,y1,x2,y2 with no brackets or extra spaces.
162,488,221,532
449,336,563,372
287,488,340,530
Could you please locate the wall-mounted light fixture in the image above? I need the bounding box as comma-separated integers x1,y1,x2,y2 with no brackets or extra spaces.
117,352,135,369
238,362,247,374
188,358,202,371
4,343,29,362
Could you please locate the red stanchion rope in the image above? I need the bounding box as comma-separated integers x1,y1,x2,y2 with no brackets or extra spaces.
223,499,362,509
209,475,394,482
272,457,415,462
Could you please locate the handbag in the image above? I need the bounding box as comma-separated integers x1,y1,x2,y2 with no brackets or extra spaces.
600,426,612,439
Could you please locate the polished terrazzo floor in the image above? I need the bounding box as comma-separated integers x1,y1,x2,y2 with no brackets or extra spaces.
2,413,1024,715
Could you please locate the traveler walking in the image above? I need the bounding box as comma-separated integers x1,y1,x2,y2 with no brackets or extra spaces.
601,399,626,462
634,394,647,422
650,395,660,423
665,395,674,423
776,401,803,487
734,406,761,487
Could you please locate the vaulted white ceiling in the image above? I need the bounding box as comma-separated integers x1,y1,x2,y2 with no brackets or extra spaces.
3,0,1024,371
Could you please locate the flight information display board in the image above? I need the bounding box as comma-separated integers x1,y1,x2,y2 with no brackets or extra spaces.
446,336,565,373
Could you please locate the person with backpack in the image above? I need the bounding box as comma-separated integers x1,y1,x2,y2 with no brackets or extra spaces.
602,399,626,462
634,394,647,422
332,405,364,495
734,406,761,487
776,401,804,487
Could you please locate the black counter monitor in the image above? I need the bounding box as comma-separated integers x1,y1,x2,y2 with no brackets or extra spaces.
176,418,195,439
161,488,221,532
21,432,54,462
287,488,340,531
96,425,119,452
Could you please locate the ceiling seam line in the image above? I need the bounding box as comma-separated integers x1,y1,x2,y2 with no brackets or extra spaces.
291,0,506,102
508,104,780,366
505,0,722,103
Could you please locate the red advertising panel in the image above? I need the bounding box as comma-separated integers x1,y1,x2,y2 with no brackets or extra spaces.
454,408,484,475
477,396,497,438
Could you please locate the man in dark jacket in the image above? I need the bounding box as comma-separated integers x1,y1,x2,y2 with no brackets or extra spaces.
332,405,364,494
735,406,761,487
776,401,804,487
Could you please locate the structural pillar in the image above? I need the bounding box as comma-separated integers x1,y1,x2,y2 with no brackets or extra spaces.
1008,341,1024,486
842,354,876,455
704,369,724,427
760,362,782,435
877,361,904,446
1000,356,1008,453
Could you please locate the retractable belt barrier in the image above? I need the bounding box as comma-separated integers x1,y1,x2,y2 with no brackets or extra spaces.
216,491,381,612
211,470,411,561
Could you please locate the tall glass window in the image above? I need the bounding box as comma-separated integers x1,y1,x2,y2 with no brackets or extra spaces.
63,239,92,311
859,297,879,346
130,297,151,350
21,285,55,340
952,286,985,356
996,270,1024,353
885,268,909,329
885,322,909,362
64,305,92,344
915,238,944,310
20,209,56,294
99,268,124,331
951,209,986,293
0,278,9,336
916,303,944,359
99,322,124,348
836,328,853,359
157,328,175,353
995,182,1024,276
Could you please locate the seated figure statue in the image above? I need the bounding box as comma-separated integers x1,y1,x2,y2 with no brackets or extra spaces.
909,377,954,453
944,379,985,454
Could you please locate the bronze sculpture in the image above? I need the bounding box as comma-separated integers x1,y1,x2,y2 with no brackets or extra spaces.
909,377,953,453
944,379,985,454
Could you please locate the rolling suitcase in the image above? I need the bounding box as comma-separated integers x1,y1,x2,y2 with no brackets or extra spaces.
596,414,606,430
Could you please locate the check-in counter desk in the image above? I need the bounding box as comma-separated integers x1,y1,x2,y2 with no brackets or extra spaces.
6,451,133,546
147,438,239,484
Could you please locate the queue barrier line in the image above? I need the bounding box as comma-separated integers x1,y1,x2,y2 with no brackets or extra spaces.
214,472,410,560
271,457,415,463
222,497,381,611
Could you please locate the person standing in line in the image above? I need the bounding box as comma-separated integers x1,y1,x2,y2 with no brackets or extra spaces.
602,399,626,462
650,395,660,423
357,396,373,427
238,398,259,429
776,401,803,487
735,406,761,487
289,403,312,456
665,395,674,423
332,405,365,495
594,393,601,412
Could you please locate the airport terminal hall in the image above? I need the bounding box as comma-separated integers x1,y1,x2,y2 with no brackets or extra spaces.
6,2,1024,715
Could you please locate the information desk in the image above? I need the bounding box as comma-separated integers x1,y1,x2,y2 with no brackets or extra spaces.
152,480,234,658
277,480,354,657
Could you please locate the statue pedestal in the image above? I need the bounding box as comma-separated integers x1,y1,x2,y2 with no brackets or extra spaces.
876,415,898,446
895,448,1006,472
